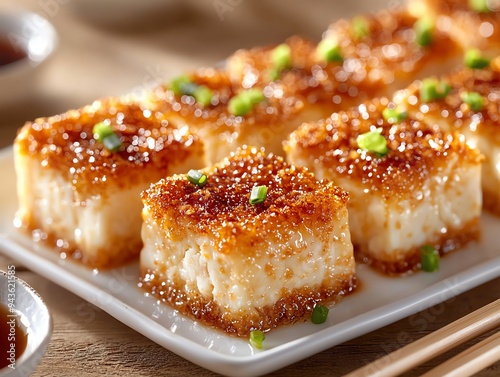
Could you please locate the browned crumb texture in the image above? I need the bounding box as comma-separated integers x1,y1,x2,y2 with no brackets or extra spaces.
421,0,500,18
229,9,460,106
142,146,349,254
287,98,481,200
356,218,481,275
407,67,500,143
139,270,356,336
149,68,308,133
15,98,200,198
325,9,460,79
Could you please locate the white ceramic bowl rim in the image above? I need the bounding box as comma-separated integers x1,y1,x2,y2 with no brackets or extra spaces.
0,269,53,377
0,11,58,71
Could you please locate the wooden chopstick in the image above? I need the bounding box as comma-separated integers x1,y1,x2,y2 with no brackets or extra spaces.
343,298,500,377
420,330,500,377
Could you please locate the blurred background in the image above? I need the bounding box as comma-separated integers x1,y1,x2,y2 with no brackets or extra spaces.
0,0,395,148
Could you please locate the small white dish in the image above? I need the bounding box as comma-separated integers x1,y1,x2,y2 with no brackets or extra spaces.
0,11,58,105
0,269,52,377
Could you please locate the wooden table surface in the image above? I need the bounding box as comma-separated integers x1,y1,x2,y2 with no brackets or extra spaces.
0,0,499,376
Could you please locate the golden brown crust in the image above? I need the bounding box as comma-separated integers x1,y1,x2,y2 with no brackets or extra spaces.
229,35,317,84
139,269,356,336
148,68,308,134
413,0,500,51
15,98,200,198
286,98,481,200
325,9,460,82
141,146,349,255
402,66,500,143
356,218,481,275
227,10,461,107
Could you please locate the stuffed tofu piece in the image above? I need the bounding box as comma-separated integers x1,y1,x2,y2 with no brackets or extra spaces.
285,98,482,274
408,0,500,54
139,146,355,336
145,68,328,165
14,98,205,268
393,64,500,214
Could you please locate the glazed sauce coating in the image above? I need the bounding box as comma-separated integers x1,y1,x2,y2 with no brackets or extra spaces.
149,67,307,131
229,10,460,106
16,99,199,197
288,97,481,200
142,146,349,254
140,273,356,337
407,67,500,143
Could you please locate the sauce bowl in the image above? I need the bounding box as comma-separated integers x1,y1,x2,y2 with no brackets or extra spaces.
0,11,58,105
0,269,52,377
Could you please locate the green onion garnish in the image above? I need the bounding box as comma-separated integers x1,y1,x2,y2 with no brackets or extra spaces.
168,75,213,106
269,44,292,80
460,91,485,111
187,170,208,187
228,89,265,116
311,305,329,324
382,107,408,124
193,86,214,107
351,16,369,40
419,78,451,102
102,133,122,153
469,0,491,13
249,185,268,205
169,74,191,96
249,330,265,349
414,17,434,47
93,122,122,153
356,129,389,156
420,245,440,272
464,49,490,69
316,39,343,63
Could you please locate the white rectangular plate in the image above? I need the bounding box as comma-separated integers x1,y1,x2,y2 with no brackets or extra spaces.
0,147,499,376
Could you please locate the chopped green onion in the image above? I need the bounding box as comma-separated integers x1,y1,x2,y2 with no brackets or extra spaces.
469,0,491,13
193,86,213,107
316,38,343,63
187,170,208,187
93,122,115,140
249,330,265,349
228,89,265,116
249,185,268,205
179,82,198,96
168,75,213,106
420,245,440,272
244,88,265,104
419,78,451,102
414,17,434,47
268,44,292,80
382,107,408,124
461,91,485,111
311,305,329,324
271,44,292,71
464,49,490,69
102,133,122,153
356,129,389,156
351,16,369,40
93,122,122,153
169,75,191,96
